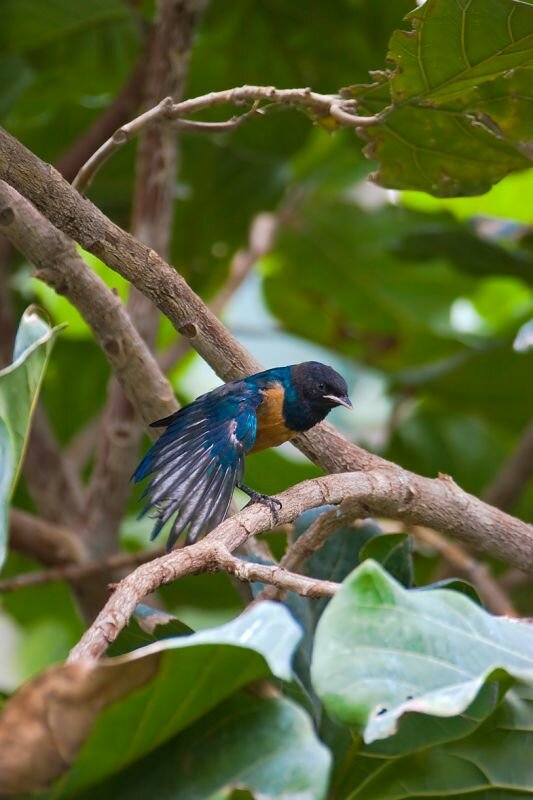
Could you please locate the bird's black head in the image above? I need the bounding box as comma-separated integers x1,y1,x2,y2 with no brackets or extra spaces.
285,361,352,432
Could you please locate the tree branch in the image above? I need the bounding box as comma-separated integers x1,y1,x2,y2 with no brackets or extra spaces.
0,181,177,428
159,211,280,372
256,505,358,603
67,468,533,661
0,546,164,592
54,53,148,182
1,129,530,581
483,420,533,511
9,509,86,566
0,126,381,476
72,86,386,192
212,545,339,598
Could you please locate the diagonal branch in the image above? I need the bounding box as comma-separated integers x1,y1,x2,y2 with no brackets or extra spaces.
159,211,280,372
0,181,177,428
1,129,531,581
67,467,533,661
0,126,383,478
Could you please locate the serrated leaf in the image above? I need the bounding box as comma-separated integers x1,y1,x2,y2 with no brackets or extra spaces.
77,696,331,800
0,602,301,796
347,0,533,195
311,560,533,744
0,307,63,569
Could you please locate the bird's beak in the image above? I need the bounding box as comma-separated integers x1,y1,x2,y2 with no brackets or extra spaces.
324,394,353,409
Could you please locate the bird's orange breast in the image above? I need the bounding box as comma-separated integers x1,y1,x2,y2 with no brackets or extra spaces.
250,383,295,453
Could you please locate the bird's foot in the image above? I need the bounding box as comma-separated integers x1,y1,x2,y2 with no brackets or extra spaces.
238,483,282,525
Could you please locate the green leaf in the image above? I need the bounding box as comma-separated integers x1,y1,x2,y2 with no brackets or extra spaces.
263,200,478,370
77,695,331,800
38,602,301,797
0,0,130,53
335,686,533,798
0,307,63,569
347,0,533,196
360,533,413,588
391,0,533,105
311,561,533,744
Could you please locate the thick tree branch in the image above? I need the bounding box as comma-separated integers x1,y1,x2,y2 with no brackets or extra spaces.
0,126,382,476
159,211,280,372
0,129,530,581
0,181,177,428
67,468,533,661
73,87,386,192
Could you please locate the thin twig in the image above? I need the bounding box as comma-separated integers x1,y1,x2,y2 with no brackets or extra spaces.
257,505,358,602
213,545,339,598
72,85,386,192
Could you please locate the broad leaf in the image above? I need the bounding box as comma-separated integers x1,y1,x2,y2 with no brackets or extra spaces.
335,686,533,798
311,561,533,744
77,695,331,800
347,0,533,195
360,533,413,588
0,307,63,569
0,602,301,796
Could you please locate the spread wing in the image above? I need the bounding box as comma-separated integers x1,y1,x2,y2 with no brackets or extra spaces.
133,389,257,550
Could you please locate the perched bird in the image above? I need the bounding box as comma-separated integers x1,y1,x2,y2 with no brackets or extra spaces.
134,361,351,551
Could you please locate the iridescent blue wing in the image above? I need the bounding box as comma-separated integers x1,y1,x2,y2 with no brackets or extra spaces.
134,385,257,550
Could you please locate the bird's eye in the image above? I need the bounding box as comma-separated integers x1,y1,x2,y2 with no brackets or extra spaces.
318,382,326,392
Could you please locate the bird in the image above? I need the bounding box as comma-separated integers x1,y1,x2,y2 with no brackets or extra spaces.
134,361,352,552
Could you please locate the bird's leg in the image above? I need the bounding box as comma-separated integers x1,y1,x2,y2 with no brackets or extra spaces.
237,483,282,525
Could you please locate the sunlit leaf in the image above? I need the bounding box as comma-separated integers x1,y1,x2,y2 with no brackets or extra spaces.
0,307,63,569
347,0,533,195
311,560,533,743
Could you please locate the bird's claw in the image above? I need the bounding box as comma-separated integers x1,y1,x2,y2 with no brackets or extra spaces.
244,492,282,525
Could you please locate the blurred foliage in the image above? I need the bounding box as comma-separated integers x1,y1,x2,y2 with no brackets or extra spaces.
0,0,532,796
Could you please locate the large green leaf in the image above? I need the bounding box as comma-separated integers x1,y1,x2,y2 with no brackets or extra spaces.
335,686,533,799
77,695,331,800
347,0,533,195
311,561,533,744
30,603,300,799
0,307,62,569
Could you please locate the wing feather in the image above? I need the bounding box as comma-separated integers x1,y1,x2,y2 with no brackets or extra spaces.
134,387,258,549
